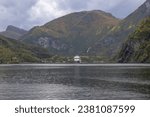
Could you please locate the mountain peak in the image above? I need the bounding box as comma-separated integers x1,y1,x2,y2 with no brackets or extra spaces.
90,10,111,14
87,10,115,17
0,25,27,40
6,25,17,31
6,25,27,34
71,10,116,19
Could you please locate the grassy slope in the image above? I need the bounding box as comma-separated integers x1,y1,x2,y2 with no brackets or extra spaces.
22,10,119,55
0,35,50,63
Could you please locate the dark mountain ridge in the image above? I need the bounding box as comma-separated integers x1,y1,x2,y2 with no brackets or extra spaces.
0,25,27,40
22,10,120,55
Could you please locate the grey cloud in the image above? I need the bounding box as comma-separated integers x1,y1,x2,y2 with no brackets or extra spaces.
59,0,89,10
0,0,37,30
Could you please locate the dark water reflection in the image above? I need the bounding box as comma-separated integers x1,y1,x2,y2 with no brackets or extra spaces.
0,64,150,100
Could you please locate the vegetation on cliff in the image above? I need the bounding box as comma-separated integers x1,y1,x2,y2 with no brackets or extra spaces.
0,35,50,63
118,17,150,63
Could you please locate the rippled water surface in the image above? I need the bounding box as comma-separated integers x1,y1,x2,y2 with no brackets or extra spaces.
0,64,150,100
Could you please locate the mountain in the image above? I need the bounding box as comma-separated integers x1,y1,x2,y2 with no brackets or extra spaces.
89,0,150,58
117,17,150,63
22,10,119,55
0,35,50,63
0,25,27,40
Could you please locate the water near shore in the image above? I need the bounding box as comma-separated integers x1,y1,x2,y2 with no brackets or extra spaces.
0,64,150,100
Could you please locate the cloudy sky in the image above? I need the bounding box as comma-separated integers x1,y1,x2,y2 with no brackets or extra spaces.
0,0,146,31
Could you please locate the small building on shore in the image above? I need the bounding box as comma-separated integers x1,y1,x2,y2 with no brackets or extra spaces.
74,56,81,63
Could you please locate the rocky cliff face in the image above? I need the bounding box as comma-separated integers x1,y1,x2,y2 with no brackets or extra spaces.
37,37,67,50
118,17,150,63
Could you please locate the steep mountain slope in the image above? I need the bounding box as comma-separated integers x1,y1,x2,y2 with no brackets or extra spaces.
0,35,50,63
0,25,27,40
22,10,119,55
118,17,150,63
89,0,150,58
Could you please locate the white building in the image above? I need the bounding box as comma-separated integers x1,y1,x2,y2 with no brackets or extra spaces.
74,56,81,63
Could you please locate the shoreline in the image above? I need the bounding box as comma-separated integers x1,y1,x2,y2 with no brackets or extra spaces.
0,63,150,67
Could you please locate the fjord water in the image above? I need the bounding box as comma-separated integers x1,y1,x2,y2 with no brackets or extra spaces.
0,64,150,100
